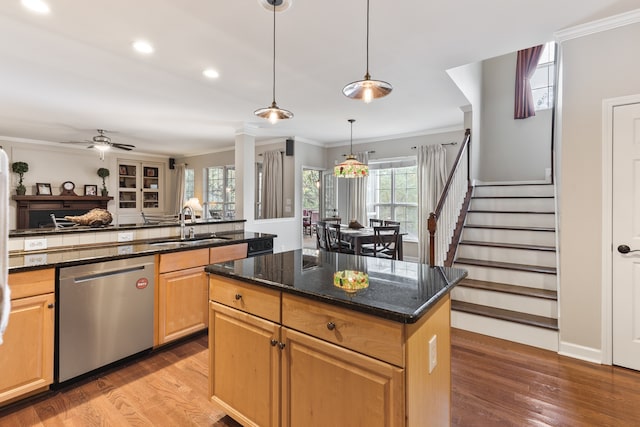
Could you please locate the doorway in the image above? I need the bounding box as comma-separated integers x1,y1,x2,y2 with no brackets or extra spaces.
302,168,321,248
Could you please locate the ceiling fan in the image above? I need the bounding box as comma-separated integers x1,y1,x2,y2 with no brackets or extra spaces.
62,129,135,159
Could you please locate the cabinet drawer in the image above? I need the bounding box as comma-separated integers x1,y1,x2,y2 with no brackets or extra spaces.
8,268,55,300
159,248,209,273
209,276,280,323
210,243,247,263
282,294,405,367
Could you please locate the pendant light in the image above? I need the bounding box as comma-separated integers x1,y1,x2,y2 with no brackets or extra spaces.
254,0,293,124
334,119,368,178
342,0,392,103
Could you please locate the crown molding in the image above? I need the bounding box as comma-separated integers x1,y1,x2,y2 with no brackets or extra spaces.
555,8,640,42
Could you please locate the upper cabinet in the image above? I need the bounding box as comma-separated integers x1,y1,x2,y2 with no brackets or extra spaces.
118,161,163,213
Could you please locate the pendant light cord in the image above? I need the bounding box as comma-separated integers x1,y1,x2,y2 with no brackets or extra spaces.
349,119,355,154
365,0,370,77
272,1,277,104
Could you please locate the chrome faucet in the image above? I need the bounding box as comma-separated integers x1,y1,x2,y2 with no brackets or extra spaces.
180,206,195,240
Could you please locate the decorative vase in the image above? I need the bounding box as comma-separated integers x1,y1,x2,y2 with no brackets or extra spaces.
101,189,109,197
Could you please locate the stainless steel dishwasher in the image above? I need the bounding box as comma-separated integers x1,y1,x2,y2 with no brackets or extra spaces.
57,255,155,383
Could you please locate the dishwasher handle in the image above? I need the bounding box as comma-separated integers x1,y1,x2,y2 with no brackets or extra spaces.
72,265,149,284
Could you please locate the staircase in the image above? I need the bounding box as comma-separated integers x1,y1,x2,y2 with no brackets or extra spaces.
451,183,559,351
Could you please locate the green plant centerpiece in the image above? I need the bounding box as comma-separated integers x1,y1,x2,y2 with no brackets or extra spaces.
97,167,110,196
11,161,28,195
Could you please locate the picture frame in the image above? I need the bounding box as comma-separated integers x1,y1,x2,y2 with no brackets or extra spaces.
36,183,52,195
84,184,98,196
119,165,128,175
146,168,156,177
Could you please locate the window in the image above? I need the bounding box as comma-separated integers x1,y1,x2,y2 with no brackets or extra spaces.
367,158,418,238
531,42,555,111
205,166,235,219
184,168,195,203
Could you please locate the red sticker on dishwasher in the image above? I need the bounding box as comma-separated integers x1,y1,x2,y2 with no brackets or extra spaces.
136,278,149,289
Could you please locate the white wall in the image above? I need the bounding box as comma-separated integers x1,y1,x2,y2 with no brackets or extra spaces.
479,51,553,182
558,21,640,360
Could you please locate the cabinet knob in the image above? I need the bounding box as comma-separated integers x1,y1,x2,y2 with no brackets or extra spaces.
234,293,242,300
326,322,336,331
278,342,286,350
270,339,278,347
47,303,55,309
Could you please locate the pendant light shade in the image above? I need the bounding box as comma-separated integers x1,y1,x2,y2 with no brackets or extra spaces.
255,0,293,123
335,119,368,178
342,0,392,103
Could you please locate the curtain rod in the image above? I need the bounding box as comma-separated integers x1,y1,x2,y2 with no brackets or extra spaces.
410,142,457,149
341,149,375,157
258,150,284,156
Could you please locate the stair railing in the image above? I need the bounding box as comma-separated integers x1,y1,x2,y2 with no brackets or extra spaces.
428,129,471,265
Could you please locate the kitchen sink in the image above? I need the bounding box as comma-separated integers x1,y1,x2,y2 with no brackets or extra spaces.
148,234,231,248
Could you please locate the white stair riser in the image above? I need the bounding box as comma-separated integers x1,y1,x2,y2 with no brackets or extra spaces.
470,197,555,212
452,312,559,352
453,263,557,290
462,227,556,246
467,212,555,228
451,287,557,318
457,245,557,268
474,185,555,198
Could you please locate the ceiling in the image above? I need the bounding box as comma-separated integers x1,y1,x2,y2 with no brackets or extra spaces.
0,0,636,157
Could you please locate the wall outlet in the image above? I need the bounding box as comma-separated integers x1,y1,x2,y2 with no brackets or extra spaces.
117,232,134,242
24,238,47,251
428,335,437,374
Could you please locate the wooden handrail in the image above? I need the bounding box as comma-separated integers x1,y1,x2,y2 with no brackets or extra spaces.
428,128,471,265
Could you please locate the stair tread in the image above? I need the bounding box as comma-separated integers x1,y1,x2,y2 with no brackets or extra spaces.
458,278,557,299
464,224,555,232
459,240,556,252
472,196,554,199
475,183,554,187
452,300,559,330
455,258,557,274
468,209,555,214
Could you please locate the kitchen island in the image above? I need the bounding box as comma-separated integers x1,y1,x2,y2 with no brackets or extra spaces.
206,249,467,427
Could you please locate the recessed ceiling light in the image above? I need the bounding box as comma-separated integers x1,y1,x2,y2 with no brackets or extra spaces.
203,68,220,79
21,0,50,14
132,40,154,54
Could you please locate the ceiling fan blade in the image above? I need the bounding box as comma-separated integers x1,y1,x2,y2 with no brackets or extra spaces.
112,144,134,151
60,140,91,145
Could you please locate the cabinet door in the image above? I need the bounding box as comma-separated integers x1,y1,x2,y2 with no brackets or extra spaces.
118,162,138,210
209,302,280,427
281,327,405,427
0,293,54,404
157,267,208,345
118,161,163,212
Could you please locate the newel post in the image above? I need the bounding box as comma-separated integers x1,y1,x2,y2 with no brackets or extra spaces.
427,212,437,265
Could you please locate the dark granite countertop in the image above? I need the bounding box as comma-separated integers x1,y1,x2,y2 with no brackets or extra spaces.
9,231,274,272
205,248,467,323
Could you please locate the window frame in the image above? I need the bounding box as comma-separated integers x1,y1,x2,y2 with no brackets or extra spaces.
204,165,235,220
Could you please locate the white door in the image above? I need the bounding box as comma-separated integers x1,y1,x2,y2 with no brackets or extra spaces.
613,102,640,370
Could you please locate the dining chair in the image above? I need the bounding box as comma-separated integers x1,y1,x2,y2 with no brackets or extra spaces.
322,217,341,224
302,211,312,236
383,220,400,227
369,218,384,227
325,223,354,253
315,221,329,250
360,225,400,259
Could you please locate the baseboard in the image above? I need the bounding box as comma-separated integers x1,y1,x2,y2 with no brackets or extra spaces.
558,341,604,365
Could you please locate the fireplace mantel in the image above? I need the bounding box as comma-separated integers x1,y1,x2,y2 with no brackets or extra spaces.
12,195,114,229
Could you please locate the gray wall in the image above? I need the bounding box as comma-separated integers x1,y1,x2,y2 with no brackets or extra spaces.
558,21,640,358
479,51,553,182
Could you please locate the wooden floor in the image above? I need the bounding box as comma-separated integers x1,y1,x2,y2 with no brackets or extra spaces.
2,329,640,426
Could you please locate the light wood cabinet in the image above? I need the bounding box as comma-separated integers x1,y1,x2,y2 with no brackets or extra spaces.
156,244,249,346
209,275,450,426
0,269,55,406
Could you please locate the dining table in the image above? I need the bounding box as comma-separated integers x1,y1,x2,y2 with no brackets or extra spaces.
339,225,404,260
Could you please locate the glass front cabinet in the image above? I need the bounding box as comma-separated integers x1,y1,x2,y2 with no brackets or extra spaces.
118,161,163,215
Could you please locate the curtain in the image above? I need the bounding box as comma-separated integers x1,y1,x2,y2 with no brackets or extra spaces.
349,151,369,225
173,163,186,214
261,150,283,219
417,144,447,264
514,44,544,119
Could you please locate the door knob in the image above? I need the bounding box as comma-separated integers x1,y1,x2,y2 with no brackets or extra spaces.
617,244,640,254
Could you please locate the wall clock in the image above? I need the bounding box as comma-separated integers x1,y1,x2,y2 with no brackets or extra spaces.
61,181,76,196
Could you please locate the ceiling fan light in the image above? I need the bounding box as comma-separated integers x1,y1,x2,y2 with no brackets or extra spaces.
95,144,110,152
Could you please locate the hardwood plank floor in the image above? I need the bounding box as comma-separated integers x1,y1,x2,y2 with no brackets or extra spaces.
1,329,639,426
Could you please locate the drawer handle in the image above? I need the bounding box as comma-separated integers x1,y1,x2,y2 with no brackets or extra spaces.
47,303,55,309
326,322,336,331
270,339,278,347
234,293,242,300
